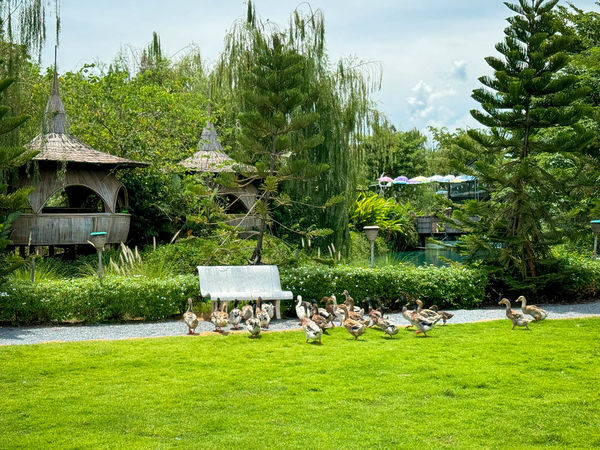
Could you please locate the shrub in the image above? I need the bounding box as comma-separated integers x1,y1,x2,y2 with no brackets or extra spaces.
484,249,600,304
0,274,199,325
281,264,487,309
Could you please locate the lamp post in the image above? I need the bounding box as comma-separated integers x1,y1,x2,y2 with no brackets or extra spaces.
363,225,379,268
591,221,600,258
89,231,108,281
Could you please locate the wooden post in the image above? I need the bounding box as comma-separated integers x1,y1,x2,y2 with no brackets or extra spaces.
97,249,103,281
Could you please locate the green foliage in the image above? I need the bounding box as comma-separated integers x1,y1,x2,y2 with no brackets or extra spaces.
281,264,487,309
0,274,198,325
360,114,427,180
221,19,325,263
216,2,377,257
145,234,298,274
53,54,211,244
454,0,594,279
350,193,418,250
482,247,600,303
0,72,34,281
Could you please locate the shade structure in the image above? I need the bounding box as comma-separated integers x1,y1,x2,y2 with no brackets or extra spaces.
393,176,409,184
377,176,394,183
428,174,446,182
408,176,429,184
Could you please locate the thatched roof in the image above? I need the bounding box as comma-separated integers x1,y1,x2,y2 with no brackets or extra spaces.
28,133,147,167
180,121,247,173
27,71,146,168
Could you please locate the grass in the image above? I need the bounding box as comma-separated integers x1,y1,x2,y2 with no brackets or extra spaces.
1,319,599,449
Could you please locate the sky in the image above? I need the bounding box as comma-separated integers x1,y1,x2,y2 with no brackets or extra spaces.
40,0,600,133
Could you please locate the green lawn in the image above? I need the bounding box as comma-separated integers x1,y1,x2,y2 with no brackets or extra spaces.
1,319,599,449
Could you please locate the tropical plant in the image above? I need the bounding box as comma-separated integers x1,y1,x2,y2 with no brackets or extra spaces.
350,193,418,250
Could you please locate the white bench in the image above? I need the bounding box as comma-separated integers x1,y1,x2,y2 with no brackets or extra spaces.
197,265,293,320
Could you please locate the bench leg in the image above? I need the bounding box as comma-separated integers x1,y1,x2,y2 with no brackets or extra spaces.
275,300,281,320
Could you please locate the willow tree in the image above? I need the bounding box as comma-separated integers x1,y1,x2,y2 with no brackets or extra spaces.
214,2,378,255
0,0,59,145
0,74,35,280
453,0,593,282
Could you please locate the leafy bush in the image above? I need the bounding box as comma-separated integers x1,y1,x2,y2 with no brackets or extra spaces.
0,274,199,325
483,249,600,304
281,264,487,309
350,193,418,250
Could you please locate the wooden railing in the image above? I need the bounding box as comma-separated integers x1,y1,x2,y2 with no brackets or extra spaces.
10,213,131,246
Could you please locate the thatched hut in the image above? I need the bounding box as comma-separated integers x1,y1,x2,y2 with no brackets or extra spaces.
180,120,259,230
10,73,146,250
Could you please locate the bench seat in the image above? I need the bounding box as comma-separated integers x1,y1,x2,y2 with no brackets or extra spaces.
197,265,293,319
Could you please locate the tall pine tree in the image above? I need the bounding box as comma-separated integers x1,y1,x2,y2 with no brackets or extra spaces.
238,30,324,264
454,0,593,281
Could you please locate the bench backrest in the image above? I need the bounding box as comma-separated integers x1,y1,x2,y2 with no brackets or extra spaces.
197,265,284,299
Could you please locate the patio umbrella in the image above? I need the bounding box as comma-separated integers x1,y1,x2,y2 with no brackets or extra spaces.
393,176,409,184
377,176,394,183
408,176,429,184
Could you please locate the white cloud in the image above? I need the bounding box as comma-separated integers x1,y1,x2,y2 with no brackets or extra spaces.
449,59,468,82
406,80,457,123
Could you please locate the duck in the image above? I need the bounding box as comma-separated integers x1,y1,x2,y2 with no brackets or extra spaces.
183,298,199,335
324,297,337,328
228,299,242,330
329,294,345,326
430,305,454,325
211,298,229,333
245,301,261,339
342,289,364,315
256,297,271,329
409,310,441,337
261,301,276,320
241,301,253,321
381,319,399,339
367,298,383,327
315,299,334,325
311,302,330,331
295,295,313,321
499,298,533,330
401,304,415,328
515,295,548,321
338,304,366,340
301,305,323,344
416,299,440,319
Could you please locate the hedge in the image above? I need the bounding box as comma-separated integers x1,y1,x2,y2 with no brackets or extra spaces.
281,264,487,309
0,274,199,325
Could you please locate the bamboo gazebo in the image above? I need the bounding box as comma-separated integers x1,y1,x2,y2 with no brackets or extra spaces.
10,72,146,251
180,120,259,230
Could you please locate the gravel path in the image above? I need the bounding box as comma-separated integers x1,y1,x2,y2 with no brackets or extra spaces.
1,301,599,346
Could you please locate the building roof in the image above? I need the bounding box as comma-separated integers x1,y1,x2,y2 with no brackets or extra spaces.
180,121,249,173
27,71,146,168
28,133,147,167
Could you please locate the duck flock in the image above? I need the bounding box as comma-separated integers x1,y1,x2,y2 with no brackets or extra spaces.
183,291,549,342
